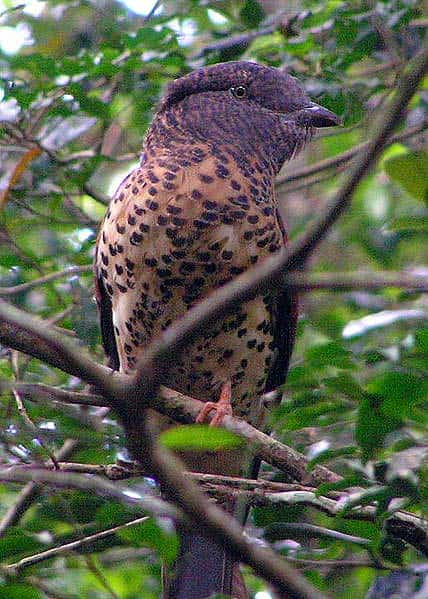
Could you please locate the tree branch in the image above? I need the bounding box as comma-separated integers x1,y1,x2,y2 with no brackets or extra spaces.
0,439,78,538
276,121,427,189
7,381,340,486
2,516,149,573
127,47,428,398
0,468,180,521
0,265,92,296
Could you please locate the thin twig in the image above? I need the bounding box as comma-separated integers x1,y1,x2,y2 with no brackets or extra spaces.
0,468,181,520
0,439,78,537
0,265,92,296
276,121,427,189
2,516,148,573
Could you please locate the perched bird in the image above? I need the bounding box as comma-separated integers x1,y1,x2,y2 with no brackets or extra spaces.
95,61,339,599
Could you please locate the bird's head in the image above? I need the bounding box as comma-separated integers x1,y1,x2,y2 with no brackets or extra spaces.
155,61,340,172
161,61,340,128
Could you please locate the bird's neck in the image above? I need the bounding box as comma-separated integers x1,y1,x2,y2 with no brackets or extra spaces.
144,98,306,176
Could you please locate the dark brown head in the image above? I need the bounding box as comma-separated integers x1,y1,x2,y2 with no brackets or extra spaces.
151,61,340,173
161,61,339,128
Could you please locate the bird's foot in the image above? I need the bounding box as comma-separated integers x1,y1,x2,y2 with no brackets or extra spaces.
196,380,233,426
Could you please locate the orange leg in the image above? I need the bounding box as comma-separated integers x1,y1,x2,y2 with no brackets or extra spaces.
196,380,233,426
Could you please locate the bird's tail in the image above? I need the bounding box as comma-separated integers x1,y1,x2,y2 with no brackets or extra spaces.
163,527,248,599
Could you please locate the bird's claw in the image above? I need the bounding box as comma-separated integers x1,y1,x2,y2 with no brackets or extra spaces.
196,381,233,426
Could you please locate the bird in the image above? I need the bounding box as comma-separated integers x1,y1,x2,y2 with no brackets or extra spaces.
94,60,339,599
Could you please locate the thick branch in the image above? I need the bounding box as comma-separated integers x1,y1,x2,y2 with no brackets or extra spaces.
127,47,428,397
9,381,340,486
0,300,125,402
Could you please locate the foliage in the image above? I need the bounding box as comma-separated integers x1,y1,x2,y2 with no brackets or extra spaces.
0,1,426,597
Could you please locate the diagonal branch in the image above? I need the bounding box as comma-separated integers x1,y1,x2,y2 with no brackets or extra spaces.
2,516,149,573
128,47,428,396
0,265,92,296
0,468,180,521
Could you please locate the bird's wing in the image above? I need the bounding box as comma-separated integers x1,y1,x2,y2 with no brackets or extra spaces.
264,210,298,395
264,284,298,394
94,238,120,371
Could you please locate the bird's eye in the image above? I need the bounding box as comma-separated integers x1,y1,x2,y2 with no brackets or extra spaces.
230,85,247,99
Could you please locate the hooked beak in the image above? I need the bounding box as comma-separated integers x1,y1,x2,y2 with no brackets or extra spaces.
302,102,342,128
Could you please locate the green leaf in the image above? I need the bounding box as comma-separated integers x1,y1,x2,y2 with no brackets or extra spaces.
240,0,265,28
159,425,242,451
118,518,178,565
308,445,359,469
389,216,428,233
0,583,42,599
384,151,428,203
356,395,402,461
305,342,355,370
366,372,427,419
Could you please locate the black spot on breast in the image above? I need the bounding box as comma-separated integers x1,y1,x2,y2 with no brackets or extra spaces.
115,264,124,275
157,268,172,278
145,257,158,267
157,215,169,226
127,214,136,226
202,261,215,274
130,232,143,245
201,211,218,222
166,205,182,214
179,261,196,274
216,164,229,179
199,174,214,184
193,219,209,229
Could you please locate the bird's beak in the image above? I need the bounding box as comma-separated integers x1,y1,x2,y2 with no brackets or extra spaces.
302,102,342,128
